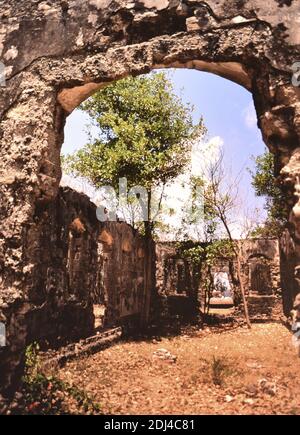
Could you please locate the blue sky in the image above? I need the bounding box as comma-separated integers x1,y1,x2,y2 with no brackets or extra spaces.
62,69,267,235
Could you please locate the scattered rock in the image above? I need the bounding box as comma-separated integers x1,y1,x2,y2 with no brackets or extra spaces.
258,379,277,396
245,384,259,397
224,395,234,403
246,362,263,369
243,398,255,405
153,348,177,363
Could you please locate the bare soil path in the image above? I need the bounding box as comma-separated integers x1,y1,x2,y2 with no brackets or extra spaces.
58,323,300,415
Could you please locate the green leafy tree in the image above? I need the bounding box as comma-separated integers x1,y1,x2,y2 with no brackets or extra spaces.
63,72,203,238
250,149,288,237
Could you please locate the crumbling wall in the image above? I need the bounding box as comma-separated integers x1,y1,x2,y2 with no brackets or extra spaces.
97,221,148,328
44,186,149,331
156,239,281,318
0,186,150,402
25,187,97,348
156,243,200,320
239,239,281,295
239,239,281,318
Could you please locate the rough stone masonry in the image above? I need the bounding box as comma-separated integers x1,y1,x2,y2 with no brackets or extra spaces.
0,0,299,404
156,239,281,320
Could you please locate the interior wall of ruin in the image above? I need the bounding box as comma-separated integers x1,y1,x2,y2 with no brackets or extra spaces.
155,243,199,320
0,186,151,399
156,240,281,318
44,186,150,331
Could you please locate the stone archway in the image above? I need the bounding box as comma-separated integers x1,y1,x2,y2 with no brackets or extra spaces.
0,0,300,401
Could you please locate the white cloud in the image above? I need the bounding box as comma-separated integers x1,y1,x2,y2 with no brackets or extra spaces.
243,102,257,129
155,136,225,240
191,135,224,176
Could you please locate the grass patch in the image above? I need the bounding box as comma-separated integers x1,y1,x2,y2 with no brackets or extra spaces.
210,355,236,387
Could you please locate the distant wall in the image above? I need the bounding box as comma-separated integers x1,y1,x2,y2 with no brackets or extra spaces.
156,239,281,318
155,243,200,320
240,238,281,295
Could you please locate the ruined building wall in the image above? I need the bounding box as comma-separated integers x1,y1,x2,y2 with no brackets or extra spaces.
30,186,148,340
0,0,299,400
156,239,281,318
155,243,200,319
239,239,281,318
239,239,281,295
0,186,150,399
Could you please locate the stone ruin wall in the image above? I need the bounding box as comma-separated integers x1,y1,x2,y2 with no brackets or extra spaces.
0,0,300,402
31,186,149,338
0,186,150,399
240,238,281,294
155,243,200,320
156,239,282,319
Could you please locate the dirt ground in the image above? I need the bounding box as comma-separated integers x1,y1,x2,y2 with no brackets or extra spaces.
58,323,300,415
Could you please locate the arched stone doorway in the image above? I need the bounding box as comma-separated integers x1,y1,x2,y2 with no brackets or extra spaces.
0,0,300,401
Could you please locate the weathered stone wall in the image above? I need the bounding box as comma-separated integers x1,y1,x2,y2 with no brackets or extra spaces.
156,239,281,317
96,215,150,328
0,186,150,400
240,238,281,295
0,0,299,400
156,243,200,320
239,239,281,318
32,186,149,333
279,228,298,316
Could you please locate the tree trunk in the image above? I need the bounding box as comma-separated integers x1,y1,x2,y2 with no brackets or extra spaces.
236,245,251,329
141,191,154,328
221,216,251,329
204,265,213,316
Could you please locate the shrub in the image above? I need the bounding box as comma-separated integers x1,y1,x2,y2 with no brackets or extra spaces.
14,343,101,415
211,356,233,387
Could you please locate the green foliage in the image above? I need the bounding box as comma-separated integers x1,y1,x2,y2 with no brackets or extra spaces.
179,244,205,265
250,149,288,237
179,239,234,267
63,72,202,193
251,151,275,197
210,356,235,386
205,240,234,266
23,342,41,382
17,343,101,415
178,239,235,315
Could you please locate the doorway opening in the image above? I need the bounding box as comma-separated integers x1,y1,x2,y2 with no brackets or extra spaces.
60,68,278,331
